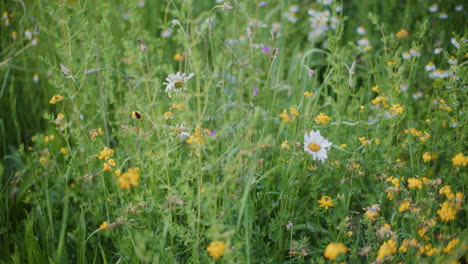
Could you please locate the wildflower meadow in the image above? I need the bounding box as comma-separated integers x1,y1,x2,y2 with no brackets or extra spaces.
1,0,467,263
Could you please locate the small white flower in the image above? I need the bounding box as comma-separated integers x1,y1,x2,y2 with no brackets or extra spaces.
438,12,448,19
25,29,32,40
303,130,332,163
409,48,421,57
161,28,173,38
33,73,39,83
402,51,411,60
163,72,195,97
320,0,333,5
356,26,366,35
455,5,463,11
451,38,460,49
357,37,370,47
429,4,438,12
434,47,443,54
448,56,457,65
412,92,422,99
400,82,409,92
425,61,436,71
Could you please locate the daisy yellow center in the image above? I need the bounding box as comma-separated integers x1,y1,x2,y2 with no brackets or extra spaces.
174,80,185,89
308,142,321,152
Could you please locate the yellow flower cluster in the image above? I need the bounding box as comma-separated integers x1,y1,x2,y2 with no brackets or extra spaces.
407,178,423,189
399,201,410,212
323,242,347,260
437,201,458,221
318,196,334,209
163,111,174,121
371,96,388,107
376,239,397,260
55,113,65,125
49,94,64,104
303,91,313,98
364,204,380,220
418,243,437,256
117,167,140,190
315,113,331,124
100,221,109,230
389,104,404,115
171,103,184,110
442,238,460,253
395,29,409,38
89,128,104,140
404,128,431,142
452,153,468,166
279,108,300,123
98,147,114,160
206,241,227,259
187,124,209,145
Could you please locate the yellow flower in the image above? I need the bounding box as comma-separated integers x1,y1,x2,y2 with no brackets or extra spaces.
376,239,397,260
407,178,422,189
117,167,140,190
439,185,452,198
418,227,426,237
399,201,410,212
97,147,114,160
374,139,380,145
89,128,104,139
171,104,184,110
387,61,397,66
422,152,432,162
304,91,313,98
371,85,379,93
49,94,64,104
371,96,388,105
452,153,468,166
289,108,299,117
207,241,227,259
187,124,209,145
443,238,460,253
60,147,68,154
395,29,409,38
100,221,109,230
323,242,348,260
173,53,184,61
364,204,380,220
280,141,290,152
279,109,291,123
55,113,65,125
315,113,331,124
102,159,116,172
39,157,50,166
340,144,347,148
389,104,404,115
419,132,430,142
437,201,458,221
163,111,174,121
318,196,334,210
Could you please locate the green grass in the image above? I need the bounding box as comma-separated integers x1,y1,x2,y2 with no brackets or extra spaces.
1,0,467,263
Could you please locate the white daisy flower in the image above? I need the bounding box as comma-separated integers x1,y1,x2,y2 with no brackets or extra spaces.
400,82,409,92
409,48,421,57
163,72,195,97
412,92,422,99
429,4,438,12
425,61,436,71
402,51,411,60
356,26,366,35
303,130,332,163
455,5,463,11
438,12,448,19
434,47,443,54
